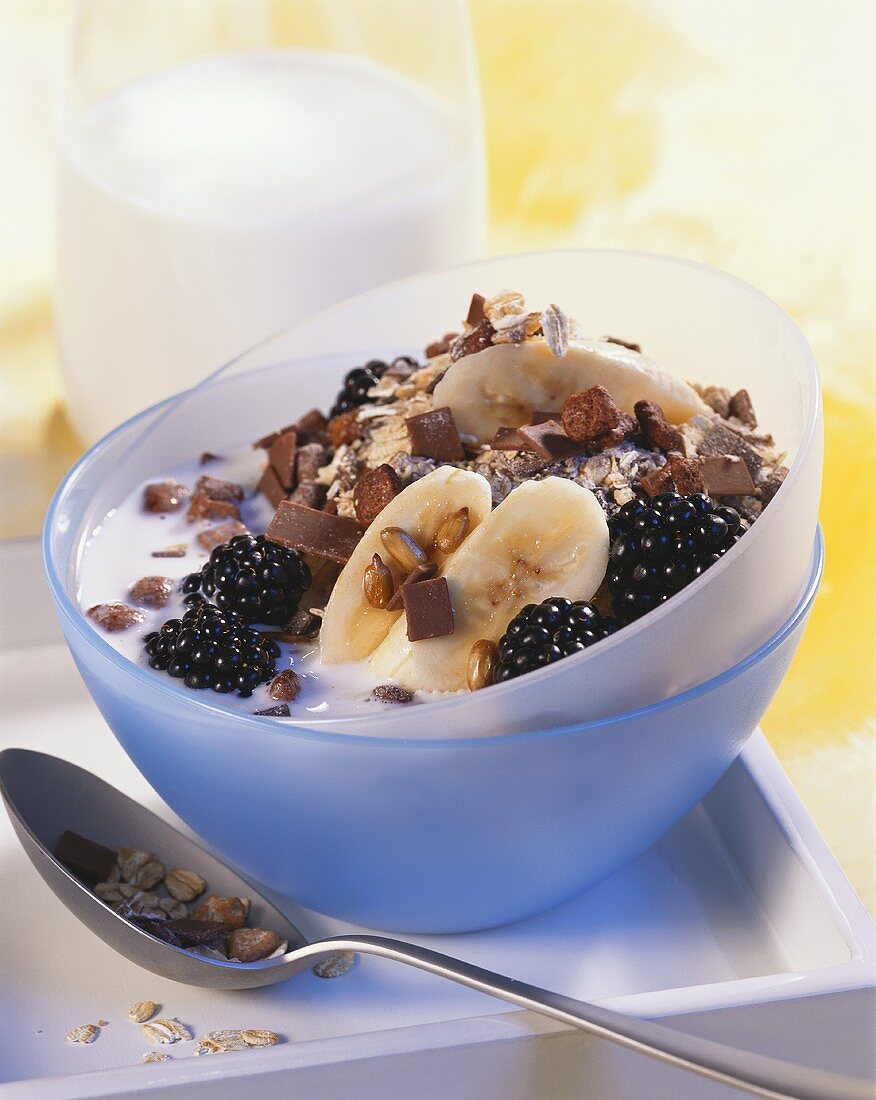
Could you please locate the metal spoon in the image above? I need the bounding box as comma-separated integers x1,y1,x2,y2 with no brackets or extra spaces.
0,748,867,1100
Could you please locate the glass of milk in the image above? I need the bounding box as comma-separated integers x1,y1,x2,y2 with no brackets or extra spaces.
55,0,487,444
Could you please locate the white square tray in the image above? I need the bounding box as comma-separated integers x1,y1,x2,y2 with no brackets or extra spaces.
0,538,873,1098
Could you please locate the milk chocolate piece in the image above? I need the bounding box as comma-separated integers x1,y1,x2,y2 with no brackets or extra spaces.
253,422,297,450
55,830,118,885
295,408,328,445
257,464,287,508
729,388,757,428
601,335,642,353
268,430,298,490
254,703,291,718
289,482,327,510
634,400,685,453
406,407,465,462
194,476,243,503
699,423,762,478
196,520,248,551
759,465,789,506
187,496,241,523
143,481,188,514
353,464,402,526
267,501,364,563
385,563,438,611
199,452,221,465
328,410,363,448
295,442,327,484
701,454,756,497
402,576,454,641
465,293,486,327
700,386,732,417
562,386,621,443
489,426,526,451
515,420,584,461
372,685,414,704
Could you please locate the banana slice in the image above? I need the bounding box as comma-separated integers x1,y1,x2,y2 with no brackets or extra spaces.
320,466,493,663
432,336,709,442
368,478,609,693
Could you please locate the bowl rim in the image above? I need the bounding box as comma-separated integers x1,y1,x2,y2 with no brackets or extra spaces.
44,248,823,747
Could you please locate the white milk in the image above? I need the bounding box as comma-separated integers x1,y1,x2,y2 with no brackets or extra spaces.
56,50,485,443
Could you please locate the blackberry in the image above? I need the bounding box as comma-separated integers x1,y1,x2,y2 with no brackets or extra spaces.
607,492,747,622
328,356,419,417
143,602,280,697
182,534,310,627
493,598,620,683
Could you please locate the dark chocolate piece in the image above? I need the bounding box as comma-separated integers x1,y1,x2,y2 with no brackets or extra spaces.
372,685,414,704
449,319,494,361
353,464,402,526
701,454,756,497
634,400,685,453
406,407,464,461
254,703,291,718
601,335,642,353
385,562,438,611
515,420,584,461
593,412,638,450
268,430,298,490
257,464,287,508
401,576,454,641
199,452,221,465
562,386,622,443
465,293,486,328
162,918,230,951
131,917,182,946
267,501,364,564
55,830,117,885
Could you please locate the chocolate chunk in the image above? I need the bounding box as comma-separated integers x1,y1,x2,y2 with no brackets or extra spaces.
143,481,188,514
466,293,486,328
193,476,243,503
593,412,638,450
406,407,465,462
515,420,584,461
295,442,327,484
701,454,756,497
257,464,287,508
151,545,187,558
162,918,230,951
267,430,298,491
601,335,642,353
289,482,327,510
489,426,527,451
267,501,364,564
372,685,414,704
425,332,459,358
699,423,763,478
450,319,494,361
424,368,448,394
700,386,732,418
401,576,454,641
530,410,557,425
254,703,291,718
55,830,118,885
295,408,328,445
328,410,363,448
562,386,621,443
322,497,338,515
353,464,402,526
131,917,181,946
199,452,221,465
285,608,321,638
269,669,301,702
759,465,789,506
634,400,685,453
253,422,297,451
640,455,705,497
87,602,145,633
195,520,248,552
385,562,438,611
129,576,174,609
187,496,241,523
729,388,757,428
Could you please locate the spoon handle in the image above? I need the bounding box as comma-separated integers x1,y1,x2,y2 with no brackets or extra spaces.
306,936,869,1100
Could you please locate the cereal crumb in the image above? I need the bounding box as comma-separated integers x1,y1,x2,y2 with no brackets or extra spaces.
65,1024,99,1044
127,1001,159,1024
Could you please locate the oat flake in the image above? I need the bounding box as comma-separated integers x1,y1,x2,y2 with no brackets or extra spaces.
65,1024,99,1044
140,1017,191,1045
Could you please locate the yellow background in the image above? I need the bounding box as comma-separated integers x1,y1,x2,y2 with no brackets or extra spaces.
1,1,873,908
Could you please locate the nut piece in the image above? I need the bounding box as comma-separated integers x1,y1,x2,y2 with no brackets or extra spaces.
66,1023,99,1044
634,400,685,453
269,668,301,702
227,927,283,962
164,868,207,903
141,1018,192,1045
312,950,357,978
192,895,250,929
158,897,188,919
128,576,175,609
380,527,427,572
328,410,363,448
87,603,144,633
127,1001,159,1024
94,882,124,903
434,507,470,553
143,481,188,513
467,639,498,691
363,554,395,609
142,1051,170,1063
118,848,165,890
